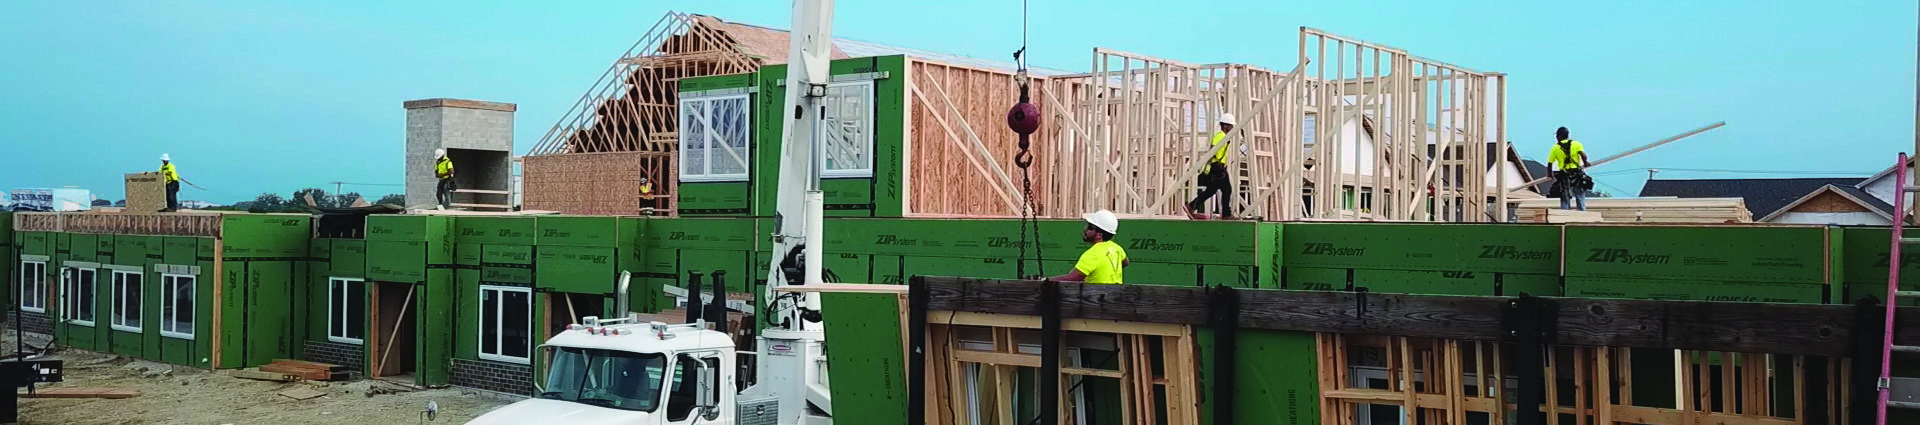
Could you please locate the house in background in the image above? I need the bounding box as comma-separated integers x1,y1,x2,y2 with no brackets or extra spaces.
1638,157,1913,226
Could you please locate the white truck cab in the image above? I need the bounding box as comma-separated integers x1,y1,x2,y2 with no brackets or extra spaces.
464,317,770,425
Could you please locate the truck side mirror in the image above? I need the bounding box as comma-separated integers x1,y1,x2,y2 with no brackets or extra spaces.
695,361,717,417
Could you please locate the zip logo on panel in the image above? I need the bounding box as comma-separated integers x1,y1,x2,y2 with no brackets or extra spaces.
1127,239,1186,251
1299,243,1365,256
1584,249,1672,265
667,231,700,241
1296,282,1337,290
986,237,1029,248
873,235,918,246
1440,271,1476,279
1478,245,1553,260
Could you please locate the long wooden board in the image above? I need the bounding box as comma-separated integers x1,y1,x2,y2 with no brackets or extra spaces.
23,387,140,399
915,276,1920,357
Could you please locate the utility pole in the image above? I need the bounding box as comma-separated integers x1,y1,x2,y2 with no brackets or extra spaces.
1647,169,1659,181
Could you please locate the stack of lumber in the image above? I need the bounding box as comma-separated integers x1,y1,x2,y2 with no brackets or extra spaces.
1515,197,1752,223
257,359,348,381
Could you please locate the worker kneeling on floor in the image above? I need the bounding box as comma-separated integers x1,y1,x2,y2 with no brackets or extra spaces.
1045,210,1129,284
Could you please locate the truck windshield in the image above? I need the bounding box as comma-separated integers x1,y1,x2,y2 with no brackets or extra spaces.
539,347,666,412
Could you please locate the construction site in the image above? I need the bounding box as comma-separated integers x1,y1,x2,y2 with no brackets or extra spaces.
3,6,1918,425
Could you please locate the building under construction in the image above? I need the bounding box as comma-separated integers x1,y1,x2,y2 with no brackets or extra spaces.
6,10,1918,425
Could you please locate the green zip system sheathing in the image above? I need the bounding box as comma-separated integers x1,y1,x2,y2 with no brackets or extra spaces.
675,56,909,218
361,214,455,386
218,214,311,368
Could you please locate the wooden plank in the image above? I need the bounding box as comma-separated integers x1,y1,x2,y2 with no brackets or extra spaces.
228,369,300,382
278,387,327,401
917,277,1920,356
23,387,140,399
259,364,336,381
269,359,346,372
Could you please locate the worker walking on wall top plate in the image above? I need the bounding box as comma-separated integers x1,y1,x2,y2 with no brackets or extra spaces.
434,148,456,210
159,154,181,212
1044,210,1129,284
1548,126,1593,211
1186,114,1236,219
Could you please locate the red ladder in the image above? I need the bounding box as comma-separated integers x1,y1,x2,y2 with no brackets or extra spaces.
1881,152,1918,423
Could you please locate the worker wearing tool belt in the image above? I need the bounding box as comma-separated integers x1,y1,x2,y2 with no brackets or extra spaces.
1186,114,1236,219
434,149,456,210
1044,210,1129,284
1547,127,1593,211
159,154,180,212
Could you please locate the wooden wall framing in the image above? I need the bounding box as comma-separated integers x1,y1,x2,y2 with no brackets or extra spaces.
1316,335,1846,425
921,311,1201,425
13,211,222,237
1034,28,1508,221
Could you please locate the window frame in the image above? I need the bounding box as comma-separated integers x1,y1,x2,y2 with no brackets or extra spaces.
109,270,143,333
817,80,877,179
160,274,196,340
19,261,45,313
327,277,365,344
62,267,95,326
678,93,754,182
478,285,533,364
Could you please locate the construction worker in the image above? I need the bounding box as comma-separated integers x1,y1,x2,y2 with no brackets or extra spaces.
639,176,656,216
1044,210,1129,284
1548,127,1592,211
159,154,180,212
1185,113,1235,219
434,149,456,210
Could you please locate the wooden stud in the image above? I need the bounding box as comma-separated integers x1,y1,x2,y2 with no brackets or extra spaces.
1597,348,1614,425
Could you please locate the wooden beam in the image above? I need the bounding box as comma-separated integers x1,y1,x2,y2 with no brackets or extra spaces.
1509,122,1726,193
915,276,1920,357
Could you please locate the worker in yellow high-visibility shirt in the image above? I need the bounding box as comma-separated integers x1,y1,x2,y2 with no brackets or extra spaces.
159,154,181,212
1547,127,1592,211
434,149,456,210
1045,210,1129,284
1185,113,1235,219
639,176,656,216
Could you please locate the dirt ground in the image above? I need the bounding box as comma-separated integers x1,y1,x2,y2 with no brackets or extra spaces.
9,333,515,425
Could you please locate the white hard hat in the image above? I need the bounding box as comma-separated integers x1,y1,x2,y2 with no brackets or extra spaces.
159,154,170,161
434,148,447,158
1218,113,1236,126
1083,210,1119,235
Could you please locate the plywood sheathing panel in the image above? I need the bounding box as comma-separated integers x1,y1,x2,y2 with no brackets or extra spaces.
905,59,1056,217
521,152,676,216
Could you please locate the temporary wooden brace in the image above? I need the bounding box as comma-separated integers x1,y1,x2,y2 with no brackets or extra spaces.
371,284,417,378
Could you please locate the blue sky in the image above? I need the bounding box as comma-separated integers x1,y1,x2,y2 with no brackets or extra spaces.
1,1,1914,203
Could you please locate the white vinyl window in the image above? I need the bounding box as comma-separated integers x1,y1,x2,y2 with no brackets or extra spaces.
479,285,533,363
328,277,366,344
819,81,875,178
160,274,196,339
110,271,143,332
62,267,95,326
679,94,752,182
19,261,45,313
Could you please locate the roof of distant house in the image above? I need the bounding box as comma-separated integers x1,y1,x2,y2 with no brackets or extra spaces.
1639,177,1867,219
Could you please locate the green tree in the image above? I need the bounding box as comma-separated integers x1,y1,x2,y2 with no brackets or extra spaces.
247,193,287,213
376,193,405,206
